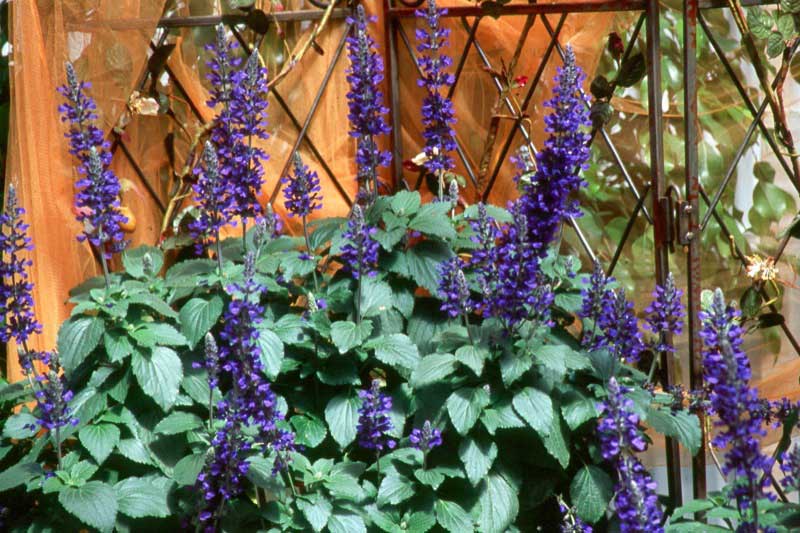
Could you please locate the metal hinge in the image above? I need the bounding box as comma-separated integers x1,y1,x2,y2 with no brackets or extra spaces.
659,185,694,253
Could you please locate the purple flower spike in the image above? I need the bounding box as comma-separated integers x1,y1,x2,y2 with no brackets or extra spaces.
357,380,396,452
644,272,685,353
345,5,391,196
282,153,322,219
58,64,128,257
189,142,233,255
409,420,442,452
0,186,41,346
780,444,800,493
437,256,471,318
31,353,78,432
340,205,380,280
559,501,593,533
700,288,772,522
415,0,456,175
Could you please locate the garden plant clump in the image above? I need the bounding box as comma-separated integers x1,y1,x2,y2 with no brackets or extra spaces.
0,3,800,532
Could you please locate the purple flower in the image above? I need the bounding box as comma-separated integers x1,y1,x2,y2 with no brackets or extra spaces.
780,444,800,492
437,257,470,318
415,0,456,175
700,288,773,520
597,378,663,533
409,420,442,452
0,186,41,345
593,288,645,363
340,205,380,280
31,353,78,432
644,273,684,353
202,332,220,390
357,380,396,452
559,502,593,533
189,142,233,255
58,64,129,257
282,154,322,218
579,261,613,325
345,5,391,196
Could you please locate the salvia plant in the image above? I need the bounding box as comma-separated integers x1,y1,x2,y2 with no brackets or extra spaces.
1,10,799,533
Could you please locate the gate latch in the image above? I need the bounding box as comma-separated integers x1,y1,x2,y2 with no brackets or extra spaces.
658,185,694,252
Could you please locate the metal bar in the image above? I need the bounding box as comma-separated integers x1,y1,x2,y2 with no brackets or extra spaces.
397,24,480,188
607,183,651,276
271,89,352,207
269,22,350,204
566,216,599,264
118,138,167,213
481,14,568,201
388,0,647,19
698,14,799,193
384,0,403,189
645,0,683,508
157,9,349,28
684,0,706,501
538,16,654,224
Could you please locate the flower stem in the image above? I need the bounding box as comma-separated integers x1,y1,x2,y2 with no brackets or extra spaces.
302,215,319,292
99,247,111,292
214,228,224,277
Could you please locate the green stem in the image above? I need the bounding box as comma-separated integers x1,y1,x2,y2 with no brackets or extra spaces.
215,228,224,277
56,426,62,471
99,248,111,293
302,215,319,292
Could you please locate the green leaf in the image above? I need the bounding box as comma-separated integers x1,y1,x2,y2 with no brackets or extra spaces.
361,278,393,318
291,414,328,448
646,407,702,455
570,466,614,523
778,13,796,38
324,472,365,502
297,497,332,532
411,353,457,387
114,475,172,518
132,323,188,348
104,331,133,363
366,334,420,369
3,412,37,439
153,411,204,435
117,438,152,464
131,347,183,410
173,453,206,486
767,31,786,57
561,390,600,430
324,393,361,447
331,320,373,354
378,472,416,506
392,240,453,293
781,0,800,13
257,327,285,379
512,387,553,437
409,203,456,239
58,316,104,372
79,424,120,465
447,387,490,435
615,52,646,87
179,296,223,348
671,498,715,518
458,435,498,486
478,472,518,533
390,190,421,215
435,500,474,532
455,345,487,377
414,468,445,490
500,351,533,386
543,413,571,468
128,293,179,319
0,462,43,491
328,511,367,533
748,7,774,39
122,245,163,278
58,481,118,532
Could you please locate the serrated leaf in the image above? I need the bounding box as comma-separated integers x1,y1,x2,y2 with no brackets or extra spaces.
512,387,553,437
324,393,361,447
59,481,118,532
378,472,416,506
543,413,570,468
409,203,456,239
361,278,393,318
328,511,367,533
414,468,445,490
447,387,490,435
179,296,223,348
132,347,183,410
117,438,151,464
455,345,487,377
561,390,600,430
767,31,786,57
132,323,187,348
478,472,518,533
748,6,774,39
411,353,457,387
331,320,373,354
173,453,206,486
257,327,284,379
393,240,453,293
104,331,133,363
153,411,204,435
436,499,474,532
291,414,327,448
500,351,533,386
58,316,104,372
570,465,614,523
115,475,172,518
79,424,120,465
0,462,42,491
458,435,498,486
646,407,701,455
3,412,36,439
297,496,332,532
390,190,421,215
122,245,163,278
367,333,420,369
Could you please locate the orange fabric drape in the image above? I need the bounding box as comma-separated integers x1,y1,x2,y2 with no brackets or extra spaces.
5,0,613,381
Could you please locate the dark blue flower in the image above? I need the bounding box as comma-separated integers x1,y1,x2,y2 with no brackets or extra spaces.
780,444,800,492
597,378,647,460
340,205,380,280
700,288,773,520
415,0,456,175
345,5,392,196
559,501,593,533
579,261,613,325
31,352,78,432
0,186,41,345
437,257,470,318
409,420,442,452
189,142,234,255
644,273,684,353
58,64,129,256
282,153,322,218
357,379,396,452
